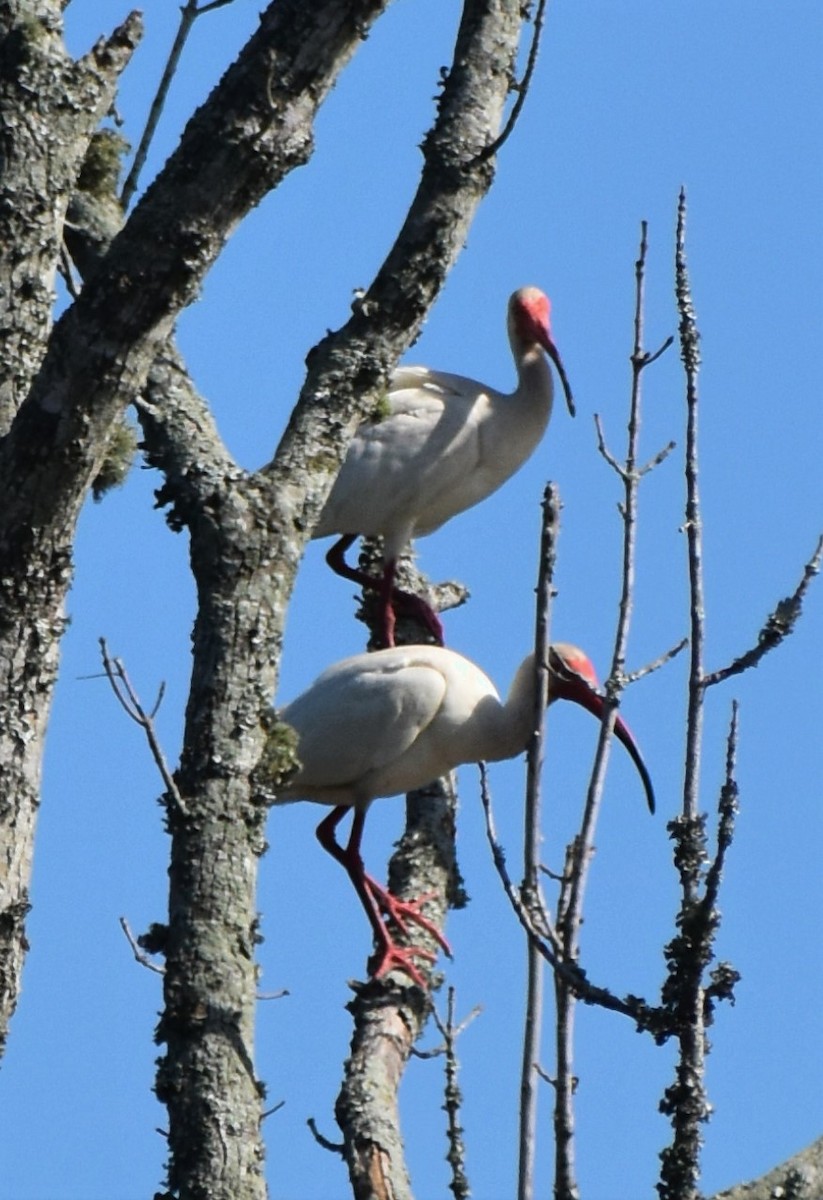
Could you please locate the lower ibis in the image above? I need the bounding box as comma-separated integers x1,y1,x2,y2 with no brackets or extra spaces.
313,287,575,647
276,642,654,987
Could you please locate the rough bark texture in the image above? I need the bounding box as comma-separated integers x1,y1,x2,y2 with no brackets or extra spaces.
0,0,141,1056
334,777,464,1200
0,3,141,432
16,0,531,1195
0,0,392,1186
710,1136,823,1200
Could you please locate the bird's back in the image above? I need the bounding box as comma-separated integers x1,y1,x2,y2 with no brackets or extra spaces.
313,361,551,556
277,646,502,806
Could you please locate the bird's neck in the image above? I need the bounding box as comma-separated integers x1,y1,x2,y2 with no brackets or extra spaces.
514,344,554,417
485,654,538,762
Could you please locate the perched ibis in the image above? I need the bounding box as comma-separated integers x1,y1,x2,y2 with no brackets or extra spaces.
276,642,653,987
314,287,575,647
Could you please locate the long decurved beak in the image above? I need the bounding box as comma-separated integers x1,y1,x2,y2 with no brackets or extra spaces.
542,333,576,419
548,652,655,814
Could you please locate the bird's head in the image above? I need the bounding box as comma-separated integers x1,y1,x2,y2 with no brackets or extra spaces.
509,286,576,418
546,642,655,813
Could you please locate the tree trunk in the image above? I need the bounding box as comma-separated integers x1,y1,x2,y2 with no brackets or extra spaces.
0,0,141,1053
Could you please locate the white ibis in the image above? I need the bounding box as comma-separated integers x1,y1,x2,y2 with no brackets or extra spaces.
277,642,653,986
314,287,575,648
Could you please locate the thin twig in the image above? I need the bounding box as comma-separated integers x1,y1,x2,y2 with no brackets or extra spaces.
121,0,238,207
597,412,676,481
560,219,657,962
119,916,165,975
518,484,559,1200
481,764,558,951
261,1100,285,1120
479,766,671,1035
552,844,579,1200
411,1003,482,1059
476,0,548,162
702,703,739,915
306,1117,344,1155
638,439,677,476
643,334,676,366
593,413,624,476
624,637,688,685
702,534,823,687
99,638,187,817
435,988,471,1200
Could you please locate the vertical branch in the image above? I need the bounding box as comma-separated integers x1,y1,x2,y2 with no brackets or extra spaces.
611,220,648,675
552,222,656,1200
552,840,580,1200
518,484,560,1200
678,188,706,830
437,988,472,1200
658,187,711,1200
559,218,654,959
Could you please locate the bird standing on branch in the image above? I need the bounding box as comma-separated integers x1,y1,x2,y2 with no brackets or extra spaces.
276,642,654,987
314,287,575,648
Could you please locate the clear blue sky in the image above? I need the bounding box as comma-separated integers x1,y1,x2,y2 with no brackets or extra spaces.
2,3,821,1198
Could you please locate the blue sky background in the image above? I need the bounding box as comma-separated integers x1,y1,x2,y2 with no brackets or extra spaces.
1,3,821,1198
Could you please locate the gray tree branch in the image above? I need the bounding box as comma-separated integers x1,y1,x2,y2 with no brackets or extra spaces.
0,1,140,1056
709,1135,823,1200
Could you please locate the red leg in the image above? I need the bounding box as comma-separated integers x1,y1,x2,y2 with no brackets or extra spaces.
390,590,444,645
315,806,450,987
362,874,451,956
325,535,445,647
325,535,375,591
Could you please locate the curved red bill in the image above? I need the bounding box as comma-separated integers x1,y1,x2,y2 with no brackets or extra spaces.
544,337,576,419
547,646,655,814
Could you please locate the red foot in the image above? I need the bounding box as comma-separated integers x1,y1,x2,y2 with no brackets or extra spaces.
364,875,452,957
391,590,445,646
369,940,438,989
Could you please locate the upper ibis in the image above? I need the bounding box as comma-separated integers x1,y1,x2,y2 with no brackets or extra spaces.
314,287,575,648
276,641,654,987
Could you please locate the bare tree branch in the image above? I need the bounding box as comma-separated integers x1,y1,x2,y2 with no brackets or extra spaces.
553,218,661,1200
433,988,472,1200
624,637,688,685
702,534,823,688
119,915,166,975
98,639,187,819
0,0,393,549
0,8,141,1054
478,0,548,161
658,185,712,1200
121,0,240,209
307,1117,345,1156
708,1135,823,1200
518,483,559,1200
412,1000,483,1059
479,766,672,1037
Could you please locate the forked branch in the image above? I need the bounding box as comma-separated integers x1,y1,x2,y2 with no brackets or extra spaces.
98,638,187,818
121,0,240,208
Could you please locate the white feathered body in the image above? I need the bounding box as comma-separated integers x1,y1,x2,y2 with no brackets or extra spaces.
277,645,536,809
313,352,554,561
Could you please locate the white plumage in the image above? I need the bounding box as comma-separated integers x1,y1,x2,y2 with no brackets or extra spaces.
277,642,653,985
314,287,575,646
